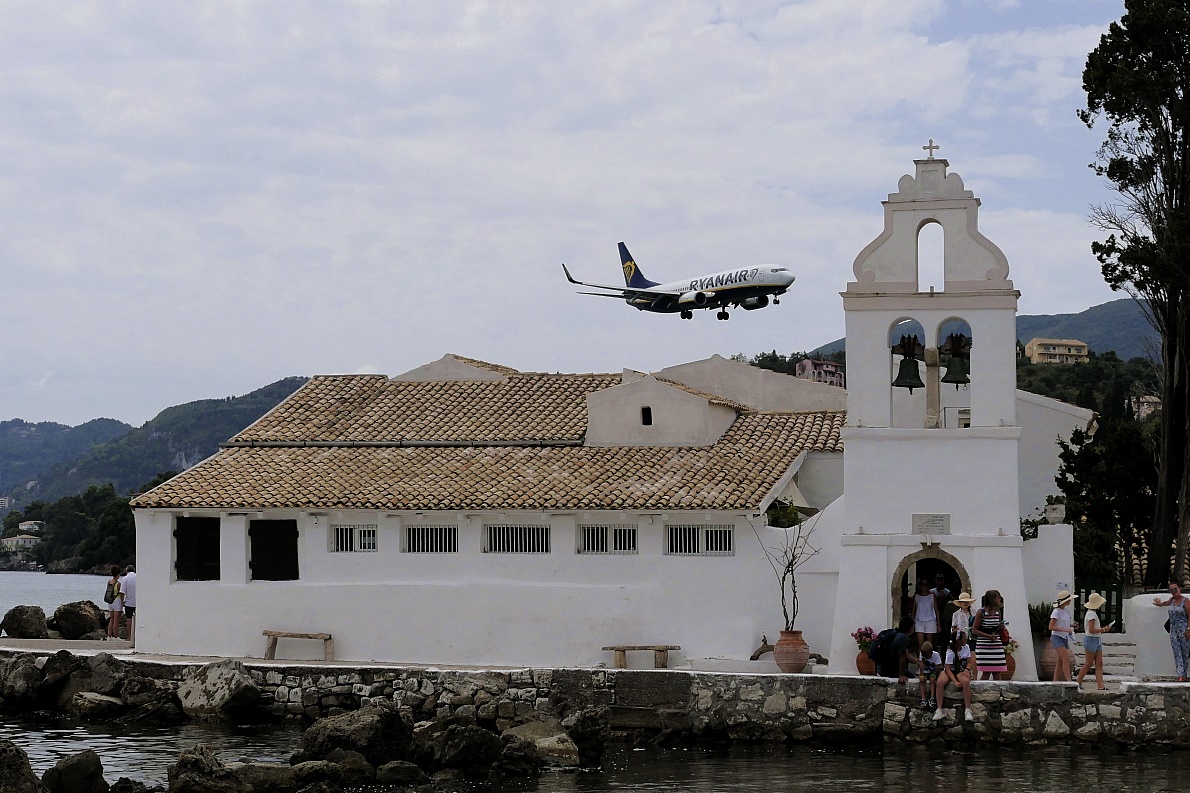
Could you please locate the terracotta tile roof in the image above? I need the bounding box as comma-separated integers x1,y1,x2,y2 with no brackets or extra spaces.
132,411,845,511
233,372,623,444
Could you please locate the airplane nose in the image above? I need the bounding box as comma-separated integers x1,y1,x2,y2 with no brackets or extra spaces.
784,273,796,285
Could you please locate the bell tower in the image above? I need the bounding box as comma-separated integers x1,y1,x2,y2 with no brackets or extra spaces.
826,145,1037,678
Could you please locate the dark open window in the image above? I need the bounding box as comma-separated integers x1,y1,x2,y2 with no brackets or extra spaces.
641,406,653,426
174,517,220,581
249,519,299,581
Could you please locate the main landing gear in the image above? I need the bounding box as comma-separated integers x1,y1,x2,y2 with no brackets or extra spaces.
773,298,780,304
716,310,730,321
680,309,693,319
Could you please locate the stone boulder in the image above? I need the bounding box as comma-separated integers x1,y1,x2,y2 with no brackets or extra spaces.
503,718,579,766
177,660,261,721
117,677,185,725
290,761,344,789
0,655,43,702
562,705,610,767
80,630,107,642
321,749,374,787
167,744,247,793
414,718,504,779
109,779,162,793
39,650,84,690
70,692,128,721
0,605,49,639
41,748,109,793
375,760,429,786
292,704,413,767
53,601,105,640
87,653,126,697
491,735,545,778
0,740,42,793
226,761,296,792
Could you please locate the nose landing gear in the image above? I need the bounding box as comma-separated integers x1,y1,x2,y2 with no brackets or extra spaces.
680,309,692,319
716,310,730,321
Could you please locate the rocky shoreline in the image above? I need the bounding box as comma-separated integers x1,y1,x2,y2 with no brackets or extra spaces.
0,644,1188,791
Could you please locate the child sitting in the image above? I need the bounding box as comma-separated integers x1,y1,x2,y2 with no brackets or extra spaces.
917,641,941,710
933,629,975,722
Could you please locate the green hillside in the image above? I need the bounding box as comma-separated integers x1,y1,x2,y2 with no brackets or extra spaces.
0,417,133,496
9,377,306,503
809,298,1158,360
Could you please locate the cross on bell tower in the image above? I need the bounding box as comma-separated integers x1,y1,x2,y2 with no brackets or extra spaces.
922,138,940,159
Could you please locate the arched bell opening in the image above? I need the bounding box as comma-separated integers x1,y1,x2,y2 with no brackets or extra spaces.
891,547,972,639
889,317,926,429
937,317,973,428
916,219,945,293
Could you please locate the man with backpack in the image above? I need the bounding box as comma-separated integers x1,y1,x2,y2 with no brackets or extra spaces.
870,616,916,682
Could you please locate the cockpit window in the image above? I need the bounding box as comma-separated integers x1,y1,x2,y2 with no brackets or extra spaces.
770,267,788,273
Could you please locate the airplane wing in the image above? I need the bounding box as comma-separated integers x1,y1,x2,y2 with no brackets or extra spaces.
562,263,682,297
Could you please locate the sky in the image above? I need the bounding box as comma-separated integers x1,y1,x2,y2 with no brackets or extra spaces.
1,0,1129,427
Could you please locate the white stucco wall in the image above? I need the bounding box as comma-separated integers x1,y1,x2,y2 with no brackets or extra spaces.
1124,594,1183,678
136,508,795,669
585,376,737,447
795,453,843,510
1022,523,1074,610
1015,391,1094,519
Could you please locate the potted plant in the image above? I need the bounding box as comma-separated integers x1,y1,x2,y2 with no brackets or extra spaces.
1003,637,1020,679
852,626,877,675
752,499,821,673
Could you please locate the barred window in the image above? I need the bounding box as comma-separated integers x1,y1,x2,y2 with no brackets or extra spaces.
330,524,379,553
666,525,734,556
484,524,550,554
578,524,638,555
405,525,458,553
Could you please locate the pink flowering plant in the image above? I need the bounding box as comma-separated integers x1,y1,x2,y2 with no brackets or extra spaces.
851,626,876,652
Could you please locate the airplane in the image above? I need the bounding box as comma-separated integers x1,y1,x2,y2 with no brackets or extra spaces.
562,242,795,320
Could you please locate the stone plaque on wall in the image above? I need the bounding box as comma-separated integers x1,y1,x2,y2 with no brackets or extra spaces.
912,514,951,535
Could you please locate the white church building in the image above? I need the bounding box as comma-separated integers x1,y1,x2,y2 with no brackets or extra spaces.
131,154,1090,678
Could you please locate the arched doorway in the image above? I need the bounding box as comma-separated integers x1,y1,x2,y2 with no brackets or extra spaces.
891,546,972,635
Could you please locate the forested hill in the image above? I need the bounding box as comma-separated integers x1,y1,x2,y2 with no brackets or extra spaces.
0,418,134,496
810,298,1158,360
6,377,306,504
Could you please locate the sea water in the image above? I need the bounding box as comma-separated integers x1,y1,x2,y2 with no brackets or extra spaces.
0,571,107,616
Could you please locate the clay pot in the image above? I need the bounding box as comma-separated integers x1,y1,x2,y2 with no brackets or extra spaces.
1038,639,1057,680
1003,653,1016,680
773,630,810,673
855,650,876,676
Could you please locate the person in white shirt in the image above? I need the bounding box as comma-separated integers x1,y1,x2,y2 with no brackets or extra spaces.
1076,592,1113,690
933,628,974,722
1048,590,1078,682
120,565,137,646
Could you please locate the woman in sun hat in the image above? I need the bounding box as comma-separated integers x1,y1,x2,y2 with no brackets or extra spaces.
1049,590,1078,682
1076,592,1113,690
951,592,978,677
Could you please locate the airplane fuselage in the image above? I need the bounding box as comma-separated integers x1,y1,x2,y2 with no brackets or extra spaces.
627,266,794,313
562,243,795,320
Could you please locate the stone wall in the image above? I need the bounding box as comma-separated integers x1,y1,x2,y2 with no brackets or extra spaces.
3,650,1188,748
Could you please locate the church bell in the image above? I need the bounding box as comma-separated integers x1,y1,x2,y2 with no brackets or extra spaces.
892,357,925,393
941,356,970,388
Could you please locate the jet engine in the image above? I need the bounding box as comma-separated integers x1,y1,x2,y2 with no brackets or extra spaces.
741,295,770,310
678,290,714,306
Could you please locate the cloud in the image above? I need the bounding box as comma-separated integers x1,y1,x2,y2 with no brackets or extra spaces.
0,1,1124,424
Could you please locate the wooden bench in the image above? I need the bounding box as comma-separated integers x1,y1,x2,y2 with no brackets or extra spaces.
263,630,335,661
602,644,681,669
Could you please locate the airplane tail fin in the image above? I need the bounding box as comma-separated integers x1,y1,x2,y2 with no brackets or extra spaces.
619,242,659,288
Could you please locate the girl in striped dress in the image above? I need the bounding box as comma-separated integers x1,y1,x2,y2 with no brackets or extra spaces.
972,589,1007,680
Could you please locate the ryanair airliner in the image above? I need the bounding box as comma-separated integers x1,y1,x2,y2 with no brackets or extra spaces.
562,242,794,320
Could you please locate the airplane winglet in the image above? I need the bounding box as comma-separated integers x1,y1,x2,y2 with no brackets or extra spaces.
561,263,580,285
